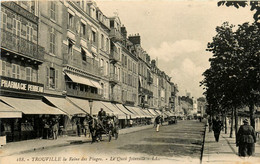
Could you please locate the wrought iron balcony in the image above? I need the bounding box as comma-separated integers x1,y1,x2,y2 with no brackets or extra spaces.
63,53,101,77
109,28,123,42
1,28,44,62
66,87,102,100
109,50,120,63
109,73,119,84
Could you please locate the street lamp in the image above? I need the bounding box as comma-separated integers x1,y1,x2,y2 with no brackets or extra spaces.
89,99,93,116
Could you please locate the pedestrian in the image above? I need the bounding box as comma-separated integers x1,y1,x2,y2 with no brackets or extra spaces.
212,116,223,142
43,119,49,139
76,119,81,137
129,119,133,127
155,115,161,132
208,117,213,132
52,119,59,140
236,118,256,157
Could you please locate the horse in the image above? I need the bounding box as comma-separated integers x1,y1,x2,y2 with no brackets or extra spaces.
86,115,118,143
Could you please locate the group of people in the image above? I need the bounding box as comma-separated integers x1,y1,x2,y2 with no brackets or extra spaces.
209,116,257,157
43,117,60,140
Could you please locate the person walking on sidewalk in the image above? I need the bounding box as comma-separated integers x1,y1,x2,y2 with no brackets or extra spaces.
154,115,162,132
212,116,223,142
236,118,256,157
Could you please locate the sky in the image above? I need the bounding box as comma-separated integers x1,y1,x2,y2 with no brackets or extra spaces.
96,0,254,98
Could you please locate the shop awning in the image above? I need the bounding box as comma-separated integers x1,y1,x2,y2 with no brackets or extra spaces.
138,108,150,118
66,72,102,89
44,96,86,116
67,97,90,114
142,109,153,118
154,110,162,115
115,104,137,119
92,101,113,116
101,102,127,119
90,80,102,89
148,109,158,116
126,106,146,118
125,106,141,118
0,101,22,118
0,96,65,115
66,72,95,87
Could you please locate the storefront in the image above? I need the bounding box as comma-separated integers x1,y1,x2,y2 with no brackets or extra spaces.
0,101,22,145
0,76,65,142
0,96,65,142
43,96,87,135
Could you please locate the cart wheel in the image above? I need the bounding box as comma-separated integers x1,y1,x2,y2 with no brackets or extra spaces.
108,131,112,142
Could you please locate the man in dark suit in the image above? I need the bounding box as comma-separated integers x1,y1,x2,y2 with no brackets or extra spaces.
236,118,256,157
212,116,223,142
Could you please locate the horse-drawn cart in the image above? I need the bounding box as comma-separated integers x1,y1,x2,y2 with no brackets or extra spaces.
88,115,119,143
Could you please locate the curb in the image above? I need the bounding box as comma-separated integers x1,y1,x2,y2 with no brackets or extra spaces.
200,123,207,164
0,124,156,157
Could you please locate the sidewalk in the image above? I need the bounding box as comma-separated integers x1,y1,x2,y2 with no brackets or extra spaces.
0,124,154,157
202,128,260,164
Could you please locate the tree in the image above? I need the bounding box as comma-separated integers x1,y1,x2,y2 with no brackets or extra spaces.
218,1,260,22
201,22,260,138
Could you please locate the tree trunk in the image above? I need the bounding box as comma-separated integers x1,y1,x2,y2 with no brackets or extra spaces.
249,103,255,129
225,116,227,134
234,107,238,143
230,108,234,138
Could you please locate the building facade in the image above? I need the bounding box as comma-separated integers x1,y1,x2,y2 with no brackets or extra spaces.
1,0,179,143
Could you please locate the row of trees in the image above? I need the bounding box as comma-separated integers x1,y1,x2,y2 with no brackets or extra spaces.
201,20,260,137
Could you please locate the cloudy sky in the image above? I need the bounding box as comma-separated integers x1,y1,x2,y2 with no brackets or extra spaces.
96,0,254,98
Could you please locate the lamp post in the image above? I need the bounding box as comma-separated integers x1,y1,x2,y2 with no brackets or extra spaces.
89,99,93,116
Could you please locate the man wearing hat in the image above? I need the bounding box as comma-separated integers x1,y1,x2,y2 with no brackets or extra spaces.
212,116,223,142
236,118,256,157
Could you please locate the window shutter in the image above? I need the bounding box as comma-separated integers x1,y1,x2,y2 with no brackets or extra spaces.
46,66,49,87
55,69,58,89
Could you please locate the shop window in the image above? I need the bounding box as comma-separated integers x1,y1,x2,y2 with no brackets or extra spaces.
26,67,32,81
50,1,56,21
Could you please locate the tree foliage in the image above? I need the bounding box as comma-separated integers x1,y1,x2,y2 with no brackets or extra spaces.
201,22,260,128
218,1,260,22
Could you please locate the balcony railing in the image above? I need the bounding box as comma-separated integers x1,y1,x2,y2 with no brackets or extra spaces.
1,28,44,61
109,28,123,42
63,53,101,76
109,73,119,84
109,50,120,63
66,87,102,100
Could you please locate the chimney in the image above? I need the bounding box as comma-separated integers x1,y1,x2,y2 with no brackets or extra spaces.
151,59,156,66
121,25,127,39
156,57,158,67
128,34,141,45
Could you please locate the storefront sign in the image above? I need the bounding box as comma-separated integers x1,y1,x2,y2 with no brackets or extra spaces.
0,76,44,93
